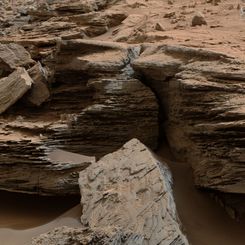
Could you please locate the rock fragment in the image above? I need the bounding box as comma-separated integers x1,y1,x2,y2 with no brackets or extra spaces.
191,12,207,26
0,67,33,114
26,62,50,106
155,22,165,31
0,43,34,76
32,139,188,245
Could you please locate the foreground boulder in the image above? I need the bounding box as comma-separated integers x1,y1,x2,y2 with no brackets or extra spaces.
32,139,188,244
79,139,188,244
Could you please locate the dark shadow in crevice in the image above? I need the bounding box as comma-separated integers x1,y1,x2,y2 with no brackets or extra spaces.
135,72,173,149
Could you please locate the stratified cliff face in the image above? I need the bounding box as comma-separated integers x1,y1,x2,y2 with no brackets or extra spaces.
0,30,244,199
132,44,245,195
0,0,245,244
0,39,159,195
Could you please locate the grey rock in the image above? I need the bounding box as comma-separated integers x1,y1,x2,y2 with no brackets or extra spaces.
32,139,188,244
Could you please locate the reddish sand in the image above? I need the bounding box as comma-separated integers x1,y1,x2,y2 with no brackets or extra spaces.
0,193,81,245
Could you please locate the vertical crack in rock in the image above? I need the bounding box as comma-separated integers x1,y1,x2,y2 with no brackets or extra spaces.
132,44,245,218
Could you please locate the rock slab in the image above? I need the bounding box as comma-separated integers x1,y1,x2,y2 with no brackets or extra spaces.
79,139,188,245
0,67,33,114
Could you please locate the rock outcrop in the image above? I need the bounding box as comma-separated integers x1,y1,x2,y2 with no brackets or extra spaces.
32,139,188,245
0,38,244,203
0,0,128,64
132,44,245,195
0,40,159,195
0,148,95,195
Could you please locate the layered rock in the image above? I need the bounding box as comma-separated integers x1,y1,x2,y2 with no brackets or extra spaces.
0,148,95,195
32,139,188,244
0,40,159,195
47,39,158,157
132,44,245,195
32,226,151,245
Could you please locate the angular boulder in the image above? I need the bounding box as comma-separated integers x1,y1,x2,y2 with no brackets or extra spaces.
0,43,35,75
0,40,159,195
32,139,188,244
79,139,188,244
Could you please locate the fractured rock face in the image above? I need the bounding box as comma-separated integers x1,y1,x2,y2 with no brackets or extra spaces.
32,139,188,244
132,44,245,195
49,40,159,157
169,61,245,194
48,77,159,157
55,39,140,76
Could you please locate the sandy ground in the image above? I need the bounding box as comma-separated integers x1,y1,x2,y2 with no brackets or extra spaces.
0,193,81,245
97,0,245,59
